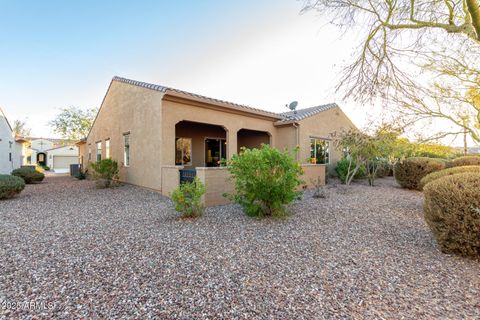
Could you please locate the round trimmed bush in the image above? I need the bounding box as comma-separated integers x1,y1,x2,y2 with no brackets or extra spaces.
447,155,480,168
420,165,480,189
394,157,445,190
423,173,480,258
0,174,25,199
11,167,45,184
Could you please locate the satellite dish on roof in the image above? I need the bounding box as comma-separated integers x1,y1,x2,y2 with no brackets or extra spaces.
288,101,298,111
286,101,298,115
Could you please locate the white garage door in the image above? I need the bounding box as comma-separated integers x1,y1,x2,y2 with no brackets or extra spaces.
53,156,78,170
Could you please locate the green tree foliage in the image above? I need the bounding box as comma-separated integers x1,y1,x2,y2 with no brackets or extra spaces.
90,159,119,188
225,145,304,218
171,177,206,218
335,159,365,184
333,125,399,186
413,144,460,159
49,106,97,141
12,119,31,137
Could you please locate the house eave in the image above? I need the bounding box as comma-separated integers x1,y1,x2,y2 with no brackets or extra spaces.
163,93,282,121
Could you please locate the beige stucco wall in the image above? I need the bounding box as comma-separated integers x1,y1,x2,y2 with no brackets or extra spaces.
196,167,235,206
78,143,86,167
161,165,183,197
84,81,165,190
300,164,326,188
297,106,356,172
274,125,298,152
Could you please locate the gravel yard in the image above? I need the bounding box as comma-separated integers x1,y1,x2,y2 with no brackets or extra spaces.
0,175,478,319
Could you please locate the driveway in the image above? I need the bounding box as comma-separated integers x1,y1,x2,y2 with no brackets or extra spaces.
0,175,478,319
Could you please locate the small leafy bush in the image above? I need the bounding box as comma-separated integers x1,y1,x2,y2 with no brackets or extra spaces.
447,155,480,168
394,157,445,190
171,177,206,218
423,173,480,258
0,174,25,199
420,165,480,189
335,158,365,184
225,145,303,218
11,167,45,184
89,159,119,188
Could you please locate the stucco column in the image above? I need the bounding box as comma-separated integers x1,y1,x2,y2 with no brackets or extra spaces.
226,127,238,160
163,121,177,165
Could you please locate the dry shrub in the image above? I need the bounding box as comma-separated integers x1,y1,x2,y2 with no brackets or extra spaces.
447,156,480,168
423,173,480,258
394,157,445,190
420,165,480,189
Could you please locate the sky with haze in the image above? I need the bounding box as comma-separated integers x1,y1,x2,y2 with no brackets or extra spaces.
1,0,392,139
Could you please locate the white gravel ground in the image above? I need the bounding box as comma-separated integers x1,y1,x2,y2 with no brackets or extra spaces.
0,175,478,319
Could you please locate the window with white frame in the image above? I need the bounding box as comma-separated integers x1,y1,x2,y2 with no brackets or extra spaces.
175,138,192,165
88,145,91,161
123,134,130,166
310,138,330,164
96,141,102,161
105,139,110,159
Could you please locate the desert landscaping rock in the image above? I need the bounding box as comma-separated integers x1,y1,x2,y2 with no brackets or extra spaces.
0,175,478,319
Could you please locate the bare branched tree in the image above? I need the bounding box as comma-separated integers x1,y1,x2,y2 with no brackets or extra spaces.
302,0,480,143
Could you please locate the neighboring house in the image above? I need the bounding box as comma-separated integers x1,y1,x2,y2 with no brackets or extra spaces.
0,107,25,174
25,137,78,173
79,76,356,205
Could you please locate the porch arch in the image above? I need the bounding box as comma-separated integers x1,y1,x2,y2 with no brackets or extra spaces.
236,128,271,153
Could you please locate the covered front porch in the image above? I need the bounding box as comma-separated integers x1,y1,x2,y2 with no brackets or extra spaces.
159,120,326,206
174,120,271,169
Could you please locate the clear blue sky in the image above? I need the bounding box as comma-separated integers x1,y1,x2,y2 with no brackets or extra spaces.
0,0,370,137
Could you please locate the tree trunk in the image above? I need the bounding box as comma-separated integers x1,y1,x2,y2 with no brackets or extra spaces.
466,0,480,40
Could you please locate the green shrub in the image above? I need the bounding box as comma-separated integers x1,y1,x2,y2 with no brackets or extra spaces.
89,159,119,188
394,157,445,190
335,158,366,184
423,173,480,258
0,175,25,199
420,165,480,189
375,160,393,177
447,155,480,168
11,167,45,184
40,165,50,171
171,177,206,218
225,145,303,218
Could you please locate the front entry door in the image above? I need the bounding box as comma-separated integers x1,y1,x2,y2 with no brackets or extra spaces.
205,138,226,167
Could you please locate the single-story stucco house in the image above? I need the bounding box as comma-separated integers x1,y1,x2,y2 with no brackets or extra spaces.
78,76,356,205
24,137,79,173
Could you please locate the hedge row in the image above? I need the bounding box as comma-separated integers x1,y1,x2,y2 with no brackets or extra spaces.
420,165,480,189
11,167,45,184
